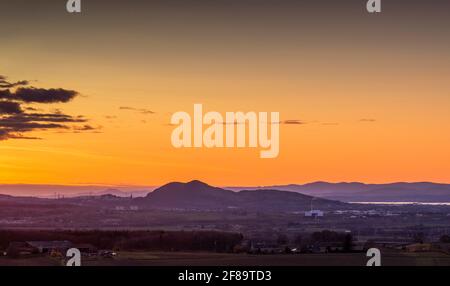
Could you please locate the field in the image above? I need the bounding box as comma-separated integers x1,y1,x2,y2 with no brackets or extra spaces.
1,250,450,266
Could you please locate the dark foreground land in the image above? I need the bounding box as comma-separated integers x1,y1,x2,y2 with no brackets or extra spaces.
2,179,450,266
2,228,450,266
1,250,450,266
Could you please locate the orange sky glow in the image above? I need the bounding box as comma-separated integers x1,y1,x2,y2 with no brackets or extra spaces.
1,0,449,187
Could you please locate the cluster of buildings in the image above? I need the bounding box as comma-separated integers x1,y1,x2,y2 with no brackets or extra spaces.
4,241,97,257
114,205,139,211
304,210,324,217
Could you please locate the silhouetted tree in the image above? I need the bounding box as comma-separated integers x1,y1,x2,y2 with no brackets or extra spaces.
343,234,354,252
294,234,303,245
276,234,288,245
413,232,425,244
440,235,450,243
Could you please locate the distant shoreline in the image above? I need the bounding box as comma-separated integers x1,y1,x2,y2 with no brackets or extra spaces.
351,202,450,206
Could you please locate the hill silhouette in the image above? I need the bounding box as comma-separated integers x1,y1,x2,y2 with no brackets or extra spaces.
240,182,450,202
140,180,345,211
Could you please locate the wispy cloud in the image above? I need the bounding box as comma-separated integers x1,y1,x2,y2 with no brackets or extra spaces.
281,119,304,125
0,75,29,88
119,106,155,115
359,118,376,122
0,74,95,140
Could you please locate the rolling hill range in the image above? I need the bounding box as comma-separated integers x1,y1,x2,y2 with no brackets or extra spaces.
0,180,347,212
2,181,450,212
2,181,449,204
136,180,347,211
229,182,450,203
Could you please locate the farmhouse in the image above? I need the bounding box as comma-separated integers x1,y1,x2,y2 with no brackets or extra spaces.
26,240,73,254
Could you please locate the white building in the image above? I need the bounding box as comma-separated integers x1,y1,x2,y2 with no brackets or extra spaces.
305,210,324,217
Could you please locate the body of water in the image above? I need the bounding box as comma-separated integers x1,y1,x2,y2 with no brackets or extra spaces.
351,201,450,206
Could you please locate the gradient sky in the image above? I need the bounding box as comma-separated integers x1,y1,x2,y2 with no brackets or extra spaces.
1,0,449,187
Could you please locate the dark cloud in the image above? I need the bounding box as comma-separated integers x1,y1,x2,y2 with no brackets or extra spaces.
0,75,94,140
0,87,78,103
0,129,10,140
0,112,86,140
0,118,67,131
1,113,86,124
24,106,40,111
0,75,29,88
120,106,155,114
0,129,33,141
5,134,42,140
0,101,22,114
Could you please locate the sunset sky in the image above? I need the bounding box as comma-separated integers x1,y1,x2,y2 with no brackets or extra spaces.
1,0,449,187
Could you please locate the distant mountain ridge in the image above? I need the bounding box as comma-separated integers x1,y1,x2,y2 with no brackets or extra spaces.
138,180,345,211
229,182,450,203
0,184,152,198
2,181,449,208
0,180,347,212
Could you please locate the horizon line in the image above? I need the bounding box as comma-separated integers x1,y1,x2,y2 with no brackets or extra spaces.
1,179,450,189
